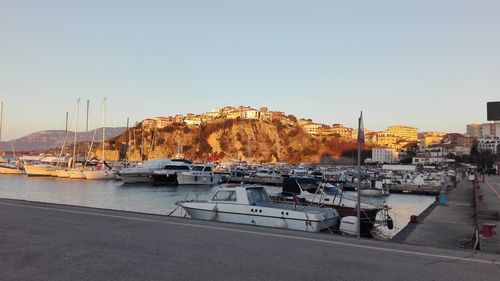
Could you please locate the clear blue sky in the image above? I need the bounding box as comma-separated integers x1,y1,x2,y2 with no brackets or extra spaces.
1,0,499,140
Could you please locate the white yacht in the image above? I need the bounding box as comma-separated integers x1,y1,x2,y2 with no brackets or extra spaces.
179,184,339,232
176,164,221,185
118,158,173,183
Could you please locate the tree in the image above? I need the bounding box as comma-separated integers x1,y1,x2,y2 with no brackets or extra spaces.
287,114,298,123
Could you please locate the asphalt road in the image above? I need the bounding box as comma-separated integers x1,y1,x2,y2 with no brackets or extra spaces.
1,198,499,281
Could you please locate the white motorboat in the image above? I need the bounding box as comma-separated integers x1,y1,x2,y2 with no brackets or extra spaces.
176,164,221,185
179,184,339,232
118,158,173,183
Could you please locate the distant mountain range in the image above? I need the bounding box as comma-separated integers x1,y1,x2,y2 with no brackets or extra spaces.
0,127,127,152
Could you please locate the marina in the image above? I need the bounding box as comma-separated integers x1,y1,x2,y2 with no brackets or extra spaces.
1,2,500,280
0,173,434,239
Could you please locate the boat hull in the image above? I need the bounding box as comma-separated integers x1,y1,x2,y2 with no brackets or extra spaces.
0,166,24,175
177,174,221,185
68,169,86,179
271,196,379,236
119,172,155,183
84,170,117,180
151,173,178,185
55,169,70,178
24,165,54,177
182,202,338,232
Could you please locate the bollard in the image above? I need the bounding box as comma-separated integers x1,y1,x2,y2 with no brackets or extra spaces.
482,223,497,238
439,190,447,205
435,196,439,203
477,194,484,202
409,215,418,224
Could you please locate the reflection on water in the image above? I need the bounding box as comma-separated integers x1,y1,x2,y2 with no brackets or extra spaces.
0,175,434,238
0,175,214,215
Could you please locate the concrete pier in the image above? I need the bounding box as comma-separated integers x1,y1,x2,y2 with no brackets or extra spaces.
1,198,499,280
477,176,500,254
343,183,441,195
392,180,477,250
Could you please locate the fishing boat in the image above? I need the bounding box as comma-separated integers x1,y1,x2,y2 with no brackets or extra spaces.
179,184,339,232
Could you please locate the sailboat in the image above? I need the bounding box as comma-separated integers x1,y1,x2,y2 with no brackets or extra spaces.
0,102,24,175
53,112,72,178
84,98,116,180
67,99,86,179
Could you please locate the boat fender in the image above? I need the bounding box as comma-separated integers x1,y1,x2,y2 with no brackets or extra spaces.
275,219,287,229
195,175,198,182
387,215,394,230
210,204,218,221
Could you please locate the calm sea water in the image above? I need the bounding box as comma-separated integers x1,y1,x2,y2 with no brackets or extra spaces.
0,175,434,239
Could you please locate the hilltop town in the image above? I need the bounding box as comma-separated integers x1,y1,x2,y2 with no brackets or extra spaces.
123,105,488,165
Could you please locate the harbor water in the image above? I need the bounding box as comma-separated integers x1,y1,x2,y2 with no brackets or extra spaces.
0,175,435,239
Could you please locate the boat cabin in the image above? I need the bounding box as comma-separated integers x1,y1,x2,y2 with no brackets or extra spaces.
191,164,213,172
208,185,272,206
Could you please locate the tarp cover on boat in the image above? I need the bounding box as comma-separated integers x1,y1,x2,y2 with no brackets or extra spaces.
283,177,322,195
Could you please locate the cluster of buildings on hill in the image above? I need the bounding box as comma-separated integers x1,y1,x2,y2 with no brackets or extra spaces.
139,106,499,166
141,106,292,128
466,122,500,156
371,122,500,165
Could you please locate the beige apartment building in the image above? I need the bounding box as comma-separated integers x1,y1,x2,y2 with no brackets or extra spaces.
387,125,418,141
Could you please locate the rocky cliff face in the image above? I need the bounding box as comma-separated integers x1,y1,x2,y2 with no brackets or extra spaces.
96,119,365,164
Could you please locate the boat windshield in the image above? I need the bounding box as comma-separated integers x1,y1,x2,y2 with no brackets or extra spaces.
211,190,237,202
163,165,190,171
191,166,204,171
323,185,343,196
246,188,271,205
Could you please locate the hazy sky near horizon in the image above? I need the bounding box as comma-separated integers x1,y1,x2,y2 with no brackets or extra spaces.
1,0,499,140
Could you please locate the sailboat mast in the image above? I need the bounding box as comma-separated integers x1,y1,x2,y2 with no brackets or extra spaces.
126,117,130,163
84,99,89,167
102,97,106,161
72,99,80,168
0,101,3,144
56,112,69,168
86,100,89,138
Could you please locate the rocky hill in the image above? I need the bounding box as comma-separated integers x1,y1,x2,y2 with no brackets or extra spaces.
92,119,370,164
0,127,126,153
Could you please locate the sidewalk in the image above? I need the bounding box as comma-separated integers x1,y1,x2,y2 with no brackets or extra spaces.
394,180,477,250
477,176,500,254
